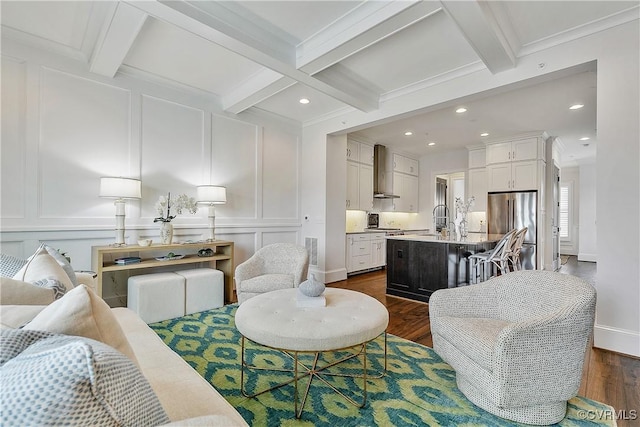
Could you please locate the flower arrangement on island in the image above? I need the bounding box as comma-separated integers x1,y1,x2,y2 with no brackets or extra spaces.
154,192,198,223
455,196,475,219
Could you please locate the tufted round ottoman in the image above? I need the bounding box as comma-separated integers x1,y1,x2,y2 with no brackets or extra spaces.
235,287,389,418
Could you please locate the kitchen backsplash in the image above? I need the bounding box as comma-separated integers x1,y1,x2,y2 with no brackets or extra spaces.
346,211,422,232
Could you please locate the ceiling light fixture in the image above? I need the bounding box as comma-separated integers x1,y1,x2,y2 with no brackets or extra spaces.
480,132,489,137
404,131,413,136
299,98,310,104
579,137,590,141
455,107,467,113
427,142,436,146
569,104,584,110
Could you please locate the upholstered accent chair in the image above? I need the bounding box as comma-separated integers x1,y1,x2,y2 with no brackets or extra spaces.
429,271,596,425
235,243,309,304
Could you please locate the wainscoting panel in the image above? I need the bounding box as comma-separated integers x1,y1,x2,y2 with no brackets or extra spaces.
140,94,205,222
0,56,27,219
211,114,258,221
262,127,299,220
262,230,298,247
39,67,132,219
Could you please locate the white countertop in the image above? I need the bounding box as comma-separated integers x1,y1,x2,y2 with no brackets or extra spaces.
346,228,430,235
386,233,503,244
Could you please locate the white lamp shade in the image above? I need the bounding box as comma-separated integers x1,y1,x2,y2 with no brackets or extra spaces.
197,185,226,204
99,177,141,199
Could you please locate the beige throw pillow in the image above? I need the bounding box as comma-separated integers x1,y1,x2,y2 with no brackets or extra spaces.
24,285,138,364
12,246,74,292
0,277,56,306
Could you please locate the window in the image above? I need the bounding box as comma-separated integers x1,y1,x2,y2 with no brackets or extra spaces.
559,184,572,240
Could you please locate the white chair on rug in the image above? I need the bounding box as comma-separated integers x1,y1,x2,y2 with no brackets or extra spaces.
429,271,596,425
235,243,309,304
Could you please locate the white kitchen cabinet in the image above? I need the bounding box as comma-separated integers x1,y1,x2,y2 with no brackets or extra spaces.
393,154,419,176
467,168,487,211
359,144,374,165
346,161,359,209
358,164,374,211
371,234,386,268
347,161,374,211
487,160,540,192
392,172,419,212
346,233,385,273
486,137,543,164
468,148,486,169
346,139,359,161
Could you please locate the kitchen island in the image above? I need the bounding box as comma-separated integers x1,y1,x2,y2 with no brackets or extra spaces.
386,233,503,303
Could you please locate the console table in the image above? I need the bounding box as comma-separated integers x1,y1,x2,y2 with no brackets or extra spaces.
91,241,234,304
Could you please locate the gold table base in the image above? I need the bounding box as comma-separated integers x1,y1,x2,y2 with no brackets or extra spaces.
240,332,387,419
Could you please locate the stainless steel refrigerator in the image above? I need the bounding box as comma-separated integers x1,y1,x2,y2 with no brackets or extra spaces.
487,191,537,269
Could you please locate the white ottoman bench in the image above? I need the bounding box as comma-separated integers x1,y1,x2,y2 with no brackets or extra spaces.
128,272,185,323
174,268,224,315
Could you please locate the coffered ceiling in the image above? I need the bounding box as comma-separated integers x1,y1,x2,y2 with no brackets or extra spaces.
2,1,638,165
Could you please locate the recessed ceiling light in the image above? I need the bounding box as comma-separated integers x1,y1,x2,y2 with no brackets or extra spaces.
404,131,413,136
427,142,436,146
579,137,590,141
455,107,467,114
299,98,310,104
569,104,584,110
480,132,489,137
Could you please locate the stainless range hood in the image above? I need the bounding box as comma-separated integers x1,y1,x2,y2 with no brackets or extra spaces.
373,144,399,199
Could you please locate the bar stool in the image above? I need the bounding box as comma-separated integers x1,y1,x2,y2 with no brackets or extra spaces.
469,229,516,284
507,227,528,272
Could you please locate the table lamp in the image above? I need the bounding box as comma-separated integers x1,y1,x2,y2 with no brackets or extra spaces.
99,177,141,246
197,185,226,242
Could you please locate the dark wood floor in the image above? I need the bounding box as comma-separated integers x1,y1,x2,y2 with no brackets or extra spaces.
327,261,640,427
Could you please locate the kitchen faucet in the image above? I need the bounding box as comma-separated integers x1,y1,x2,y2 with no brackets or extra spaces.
432,204,449,232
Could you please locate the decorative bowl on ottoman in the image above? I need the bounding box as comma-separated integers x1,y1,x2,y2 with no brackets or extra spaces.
299,274,324,297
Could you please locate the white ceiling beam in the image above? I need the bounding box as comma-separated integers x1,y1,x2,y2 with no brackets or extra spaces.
89,2,148,77
440,0,517,74
126,0,378,112
224,1,441,115
223,69,295,114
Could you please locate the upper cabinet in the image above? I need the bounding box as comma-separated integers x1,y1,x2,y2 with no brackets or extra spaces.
485,135,547,193
346,139,374,211
467,147,487,211
486,137,545,164
391,172,419,213
393,154,419,176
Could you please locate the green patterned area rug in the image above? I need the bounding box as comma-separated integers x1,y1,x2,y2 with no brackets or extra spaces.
150,305,615,427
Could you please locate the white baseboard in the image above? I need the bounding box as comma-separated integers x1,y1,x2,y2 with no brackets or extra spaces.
309,267,347,284
578,252,597,262
594,324,640,357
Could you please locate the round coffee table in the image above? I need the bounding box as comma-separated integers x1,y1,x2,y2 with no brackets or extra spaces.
235,287,389,418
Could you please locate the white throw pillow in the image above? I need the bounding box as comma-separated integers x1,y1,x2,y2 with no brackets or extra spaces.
0,277,56,306
12,246,74,293
0,329,170,427
24,285,138,364
43,243,79,287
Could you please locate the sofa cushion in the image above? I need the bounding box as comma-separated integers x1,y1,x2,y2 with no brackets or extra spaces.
0,254,27,277
0,329,169,427
0,277,57,306
24,285,137,364
238,273,293,293
13,246,74,293
435,316,511,371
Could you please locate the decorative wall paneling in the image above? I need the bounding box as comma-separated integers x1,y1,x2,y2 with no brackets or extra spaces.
0,40,303,293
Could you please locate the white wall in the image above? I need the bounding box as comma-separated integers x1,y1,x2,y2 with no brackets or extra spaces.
302,20,640,357
0,39,303,305
578,163,597,261
560,166,580,255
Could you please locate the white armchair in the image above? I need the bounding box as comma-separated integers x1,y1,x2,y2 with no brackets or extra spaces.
235,243,309,304
429,271,596,425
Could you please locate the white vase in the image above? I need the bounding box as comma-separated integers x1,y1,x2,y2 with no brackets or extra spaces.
159,222,173,245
